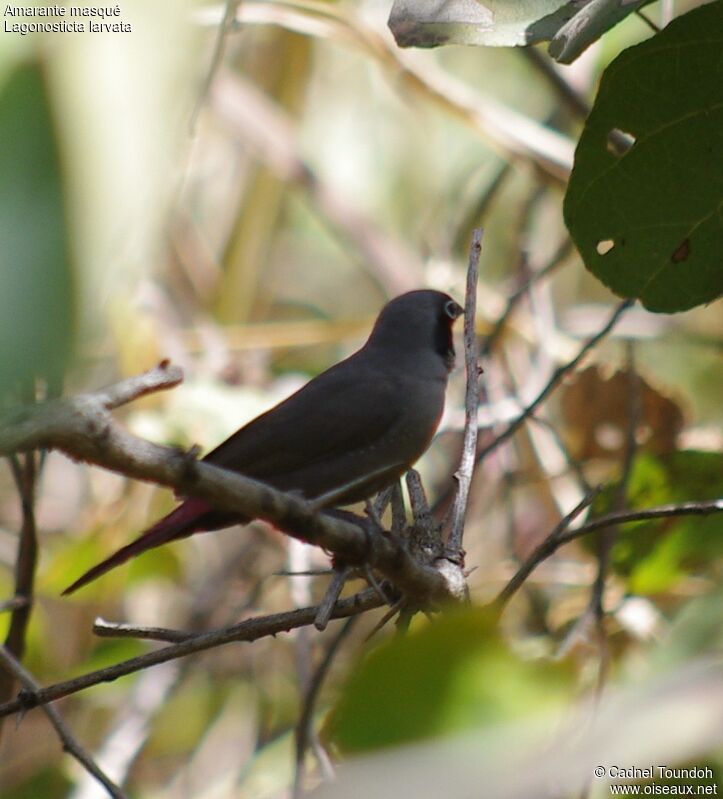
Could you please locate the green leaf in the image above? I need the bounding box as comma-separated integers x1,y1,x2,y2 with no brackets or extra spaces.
0,62,75,397
591,452,723,593
330,607,572,753
564,2,723,313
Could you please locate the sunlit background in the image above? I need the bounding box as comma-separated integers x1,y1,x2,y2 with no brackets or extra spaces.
0,1,721,797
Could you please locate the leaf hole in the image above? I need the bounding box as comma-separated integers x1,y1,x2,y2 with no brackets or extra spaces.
596,239,615,256
671,238,691,263
607,128,636,156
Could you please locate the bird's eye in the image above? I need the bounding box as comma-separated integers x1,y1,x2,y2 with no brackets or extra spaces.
444,299,463,319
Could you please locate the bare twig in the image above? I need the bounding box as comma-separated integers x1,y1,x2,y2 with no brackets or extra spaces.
93,619,192,644
364,599,405,642
495,499,723,608
95,361,184,409
0,450,39,714
390,482,406,537
446,229,482,555
0,590,384,719
190,0,241,130
405,469,437,549
521,48,590,120
477,299,633,467
635,9,660,32
558,501,723,544
0,597,30,614
294,616,357,798
495,486,604,608
405,469,430,525
481,237,573,357
314,567,352,631
0,646,127,798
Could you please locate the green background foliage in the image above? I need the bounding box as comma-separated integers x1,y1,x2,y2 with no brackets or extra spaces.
0,63,75,396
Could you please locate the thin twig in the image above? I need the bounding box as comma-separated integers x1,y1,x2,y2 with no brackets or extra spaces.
405,469,438,552
0,597,30,614
495,499,723,608
528,416,592,494
93,619,192,644
635,9,660,32
558,500,723,545
495,486,604,607
477,299,633,467
0,590,383,719
0,646,128,798
98,361,184,409
314,567,352,631
190,0,241,131
390,482,406,537
1,450,39,714
364,599,405,642
294,616,357,798
521,48,590,120
446,229,482,554
481,237,573,357
405,470,431,525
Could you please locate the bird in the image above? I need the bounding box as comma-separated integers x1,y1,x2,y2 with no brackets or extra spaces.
63,289,464,594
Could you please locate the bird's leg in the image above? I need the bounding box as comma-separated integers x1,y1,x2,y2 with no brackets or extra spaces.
390,482,406,537
363,499,385,532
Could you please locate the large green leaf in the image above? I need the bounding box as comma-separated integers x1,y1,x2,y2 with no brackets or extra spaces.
591,451,723,594
0,62,75,397
564,2,723,313
330,607,572,753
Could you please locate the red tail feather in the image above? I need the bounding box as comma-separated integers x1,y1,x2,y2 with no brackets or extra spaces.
62,498,212,595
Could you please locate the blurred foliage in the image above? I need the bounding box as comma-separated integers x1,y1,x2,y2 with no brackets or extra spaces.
591,451,723,593
0,61,75,399
329,606,573,752
0,1,721,798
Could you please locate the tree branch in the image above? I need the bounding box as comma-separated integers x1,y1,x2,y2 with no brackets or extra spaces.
0,590,383,719
495,499,723,607
476,299,633,467
0,451,39,711
0,363,464,607
0,645,128,798
446,229,481,555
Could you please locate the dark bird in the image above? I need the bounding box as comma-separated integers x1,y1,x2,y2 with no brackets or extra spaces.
63,289,463,594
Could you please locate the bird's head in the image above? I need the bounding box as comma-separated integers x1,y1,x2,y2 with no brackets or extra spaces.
366,289,464,371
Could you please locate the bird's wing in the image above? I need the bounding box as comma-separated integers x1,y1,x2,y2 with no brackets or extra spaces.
204,358,405,483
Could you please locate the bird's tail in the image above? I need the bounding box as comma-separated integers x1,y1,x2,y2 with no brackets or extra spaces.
62,497,212,595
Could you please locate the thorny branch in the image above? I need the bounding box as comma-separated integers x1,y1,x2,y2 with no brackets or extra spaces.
0,362,464,608
0,590,383,719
